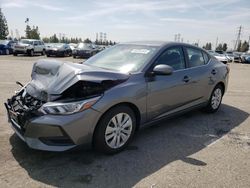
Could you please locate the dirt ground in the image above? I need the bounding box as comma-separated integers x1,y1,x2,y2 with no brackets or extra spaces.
0,55,249,188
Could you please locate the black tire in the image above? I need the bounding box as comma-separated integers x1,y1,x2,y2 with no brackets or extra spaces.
93,105,136,154
29,50,34,57
204,84,223,113
46,54,50,57
13,52,17,56
73,55,76,58
41,49,45,55
5,49,9,55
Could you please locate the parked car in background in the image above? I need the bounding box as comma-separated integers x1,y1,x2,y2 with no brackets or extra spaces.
0,40,16,55
240,52,250,63
244,56,250,64
72,43,99,58
13,39,46,56
46,43,72,57
215,50,233,62
226,51,241,63
5,41,229,154
69,43,77,51
208,50,228,64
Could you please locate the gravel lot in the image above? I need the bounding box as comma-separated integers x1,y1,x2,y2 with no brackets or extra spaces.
0,55,250,188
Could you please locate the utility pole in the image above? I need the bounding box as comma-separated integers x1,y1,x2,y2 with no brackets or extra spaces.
234,26,242,51
174,34,177,41
215,37,218,50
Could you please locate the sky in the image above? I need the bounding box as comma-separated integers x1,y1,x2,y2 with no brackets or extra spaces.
0,0,250,49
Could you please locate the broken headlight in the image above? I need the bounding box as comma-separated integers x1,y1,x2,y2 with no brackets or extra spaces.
39,96,101,115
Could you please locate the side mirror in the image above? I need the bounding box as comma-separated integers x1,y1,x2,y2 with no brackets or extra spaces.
153,64,173,75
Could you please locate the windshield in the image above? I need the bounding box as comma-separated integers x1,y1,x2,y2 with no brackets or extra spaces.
84,44,159,73
52,43,64,48
0,40,9,45
77,43,92,49
20,40,33,45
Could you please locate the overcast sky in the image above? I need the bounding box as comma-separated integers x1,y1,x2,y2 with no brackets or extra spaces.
1,0,250,49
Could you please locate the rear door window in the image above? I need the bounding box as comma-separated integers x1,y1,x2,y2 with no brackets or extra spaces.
186,48,206,68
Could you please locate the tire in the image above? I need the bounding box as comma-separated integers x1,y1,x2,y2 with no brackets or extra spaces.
204,84,223,113
5,49,9,55
46,54,50,57
73,55,76,58
41,49,45,55
93,105,136,154
29,50,34,57
13,52,17,56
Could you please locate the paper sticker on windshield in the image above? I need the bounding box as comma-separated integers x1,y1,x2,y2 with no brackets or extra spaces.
131,49,150,54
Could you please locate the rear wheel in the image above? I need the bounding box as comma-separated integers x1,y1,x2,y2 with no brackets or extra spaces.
5,49,9,55
29,50,34,57
204,85,223,113
41,49,45,55
13,52,17,56
93,105,136,154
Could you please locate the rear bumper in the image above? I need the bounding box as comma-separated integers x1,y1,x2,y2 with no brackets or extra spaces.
5,102,101,151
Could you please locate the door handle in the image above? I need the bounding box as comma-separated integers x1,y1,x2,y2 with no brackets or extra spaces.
183,76,190,83
211,69,217,75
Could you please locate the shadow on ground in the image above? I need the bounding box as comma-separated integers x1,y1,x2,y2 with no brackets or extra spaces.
10,104,249,188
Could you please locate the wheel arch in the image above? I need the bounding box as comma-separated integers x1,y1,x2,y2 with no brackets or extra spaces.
216,81,225,95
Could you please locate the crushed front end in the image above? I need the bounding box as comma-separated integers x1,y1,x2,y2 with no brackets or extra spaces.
4,59,128,151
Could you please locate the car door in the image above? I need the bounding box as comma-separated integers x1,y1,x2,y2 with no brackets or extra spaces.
33,41,39,52
146,46,200,121
184,47,212,104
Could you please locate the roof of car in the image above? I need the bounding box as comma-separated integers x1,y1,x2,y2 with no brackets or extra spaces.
21,39,41,41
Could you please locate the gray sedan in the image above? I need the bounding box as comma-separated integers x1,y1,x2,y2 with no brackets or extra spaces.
5,41,229,154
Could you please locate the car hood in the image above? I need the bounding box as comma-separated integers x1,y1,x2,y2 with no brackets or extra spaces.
25,59,129,102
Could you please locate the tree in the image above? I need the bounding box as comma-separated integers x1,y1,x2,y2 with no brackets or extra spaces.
240,41,249,52
0,8,9,39
216,44,223,51
222,43,227,51
203,42,212,50
83,38,92,43
49,34,59,43
25,25,40,39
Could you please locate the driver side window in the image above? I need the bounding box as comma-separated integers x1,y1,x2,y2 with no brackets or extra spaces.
155,47,185,70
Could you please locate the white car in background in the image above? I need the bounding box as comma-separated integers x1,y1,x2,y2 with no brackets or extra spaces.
13,39,46,56
208,50,228,64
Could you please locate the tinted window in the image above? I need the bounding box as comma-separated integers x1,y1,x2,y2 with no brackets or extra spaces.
155,47,185,70
186,48,205,67
33,41,39,45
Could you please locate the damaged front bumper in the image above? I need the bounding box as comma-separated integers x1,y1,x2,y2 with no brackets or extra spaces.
5,90,101,151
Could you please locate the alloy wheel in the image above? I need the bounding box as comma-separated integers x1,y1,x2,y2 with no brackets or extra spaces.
105,113,133,149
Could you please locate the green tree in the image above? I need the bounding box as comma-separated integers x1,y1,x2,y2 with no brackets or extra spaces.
49,34,59,43
216,44,223,51
83,38,92,43
0,8,9,39
25,25,40,39
240,41,249,52
222,43,227,51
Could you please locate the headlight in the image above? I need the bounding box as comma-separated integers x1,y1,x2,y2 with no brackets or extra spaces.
39,96,101,115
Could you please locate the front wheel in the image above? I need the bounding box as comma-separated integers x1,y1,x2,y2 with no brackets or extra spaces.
204,85,223,113
93,106,136,154
5,49,9,55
